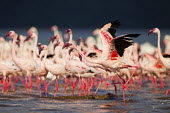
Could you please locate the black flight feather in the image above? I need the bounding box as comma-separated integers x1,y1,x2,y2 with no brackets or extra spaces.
108,20,120,38
111,34,141,57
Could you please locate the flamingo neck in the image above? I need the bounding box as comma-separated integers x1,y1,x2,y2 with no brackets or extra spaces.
43,49,48,62
33,35,38,60
11,35,18,61
19,38,24,57
157,31,164,60
74,46,102,65
99,29,115,60
68,34,73,43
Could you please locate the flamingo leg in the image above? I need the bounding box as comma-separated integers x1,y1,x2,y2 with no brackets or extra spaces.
165,89,170,95
54,79,59,97
159,78,165,88
25,76,28,93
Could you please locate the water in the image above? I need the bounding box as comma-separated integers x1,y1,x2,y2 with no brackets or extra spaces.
0,80,169,113
0,28,170,113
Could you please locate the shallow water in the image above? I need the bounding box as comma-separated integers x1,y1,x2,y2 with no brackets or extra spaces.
0,28,170,113
0,79,169,113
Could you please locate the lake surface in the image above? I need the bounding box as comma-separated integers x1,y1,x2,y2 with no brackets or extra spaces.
0,28,170,113
0,79,169,113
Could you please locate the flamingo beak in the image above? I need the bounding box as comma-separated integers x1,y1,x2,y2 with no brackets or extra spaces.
77,38,82,43
66,29,72,34
37,43,42,55
62,43,72,49
24,35,32,42
4,32,12,39
68,48,74,55
53,42,60,50
148,30,153,36
79,54,82,61
39,47,44,55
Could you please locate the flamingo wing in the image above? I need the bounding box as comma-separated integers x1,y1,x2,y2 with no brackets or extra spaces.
108,20,120,38
111,34,141,57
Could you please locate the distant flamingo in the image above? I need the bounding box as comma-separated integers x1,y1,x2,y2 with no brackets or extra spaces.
148,28,170,95
5,31,36,93
43,45,68,96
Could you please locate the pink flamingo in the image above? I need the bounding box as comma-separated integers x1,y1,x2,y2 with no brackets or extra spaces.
43,45,68,96
148,28,170,95
5,31,36,93
63,20,141,101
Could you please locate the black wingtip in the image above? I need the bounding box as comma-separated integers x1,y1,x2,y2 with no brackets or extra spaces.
124,34,141,38
110,20,120,28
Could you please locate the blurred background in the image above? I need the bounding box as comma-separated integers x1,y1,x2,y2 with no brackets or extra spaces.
0,0,169,45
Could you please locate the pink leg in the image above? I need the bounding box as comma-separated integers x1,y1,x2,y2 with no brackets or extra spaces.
3,77,9,94
54,79,59,97
138,76,143,86
63,78,68,90
154,78,158,88
94,81,102,94
44,80,54,94
18,76,25,85
160,78,165,88
8,77,15,92
38,78,42,97
165,89,170,95
25,76,28,93
29,76,33,93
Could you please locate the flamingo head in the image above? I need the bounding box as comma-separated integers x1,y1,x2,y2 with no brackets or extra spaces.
163,35,170,46
4,31,16,39
66,29,72,34
42,45,48,50
148,28,160,35
77,37,82,43
37,43,42,55
68,48,75,55
53,41,61,50
62,43,72,49
24,33,37,42
27,27,38,35
51,25,58,31
0,37,5,42
102,23,111,29
50,35,59,43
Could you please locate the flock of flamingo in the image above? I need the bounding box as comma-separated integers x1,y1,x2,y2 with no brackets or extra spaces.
0,20,170,101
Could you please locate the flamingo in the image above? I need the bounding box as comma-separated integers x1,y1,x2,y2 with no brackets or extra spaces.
63,20,141,101
148,28,170,95
163,34,170,54
43,45,68,96
5,31,36,93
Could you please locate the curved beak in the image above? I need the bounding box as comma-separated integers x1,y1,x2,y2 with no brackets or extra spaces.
4,32,12,39
62,43,72,49
77,38,82,43
15,41,20,47
53,42,60,50
66,29,72,34
24,35,32,42
79,54,82,61
37,43,43,55
148,30,153,36
68,48,74,55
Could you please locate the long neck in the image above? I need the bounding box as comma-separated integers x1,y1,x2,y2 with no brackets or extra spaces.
74,46,103,68
68,34,73,43
33,35,38,60
99,29,112,60
157,31,164,60
43,49,48,62
11,35,19,63
19,38,24,58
